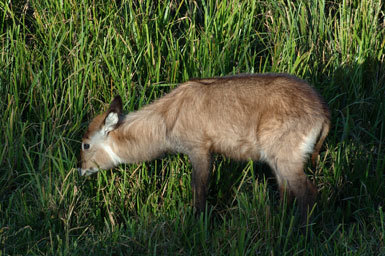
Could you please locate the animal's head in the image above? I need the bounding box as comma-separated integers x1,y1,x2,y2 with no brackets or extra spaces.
78,96,123,176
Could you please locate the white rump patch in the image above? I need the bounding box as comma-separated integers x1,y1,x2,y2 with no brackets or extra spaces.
299,126,321,156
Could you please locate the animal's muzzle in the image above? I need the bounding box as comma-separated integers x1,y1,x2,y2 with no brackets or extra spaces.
78,168,99,176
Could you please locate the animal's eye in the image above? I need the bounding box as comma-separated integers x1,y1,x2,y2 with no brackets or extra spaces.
83,143,90,150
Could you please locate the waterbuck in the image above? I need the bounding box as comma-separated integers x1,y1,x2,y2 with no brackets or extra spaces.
79,74,330,218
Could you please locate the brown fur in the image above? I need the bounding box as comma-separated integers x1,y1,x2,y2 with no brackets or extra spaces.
79,73,330,219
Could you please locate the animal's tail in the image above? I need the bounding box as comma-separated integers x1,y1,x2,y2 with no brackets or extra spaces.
311,118,330,167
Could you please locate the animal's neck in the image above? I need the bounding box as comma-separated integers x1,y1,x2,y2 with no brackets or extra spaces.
109,108,168,163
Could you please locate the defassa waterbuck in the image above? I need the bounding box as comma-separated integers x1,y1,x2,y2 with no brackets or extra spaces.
79,74,330,218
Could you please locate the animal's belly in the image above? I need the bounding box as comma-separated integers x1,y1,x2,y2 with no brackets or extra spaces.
210,135,261,161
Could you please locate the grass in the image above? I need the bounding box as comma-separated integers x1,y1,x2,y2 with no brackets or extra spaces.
1,0,385,255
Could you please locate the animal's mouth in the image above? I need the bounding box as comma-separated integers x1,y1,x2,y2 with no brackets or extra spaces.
78,168,99,176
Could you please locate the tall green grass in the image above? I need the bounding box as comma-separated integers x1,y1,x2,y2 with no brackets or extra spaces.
1,0,384,255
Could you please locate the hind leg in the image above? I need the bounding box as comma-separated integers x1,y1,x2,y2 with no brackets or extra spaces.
275,174,294,205
270,159,317,220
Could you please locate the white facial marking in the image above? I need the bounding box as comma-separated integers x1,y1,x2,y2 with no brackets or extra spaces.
89,129,106,146
81,115,122,174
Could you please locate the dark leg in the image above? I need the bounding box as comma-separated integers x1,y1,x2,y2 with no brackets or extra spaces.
287,174,317,221
189,150,211,213
270,159,317,221
276,176,294,206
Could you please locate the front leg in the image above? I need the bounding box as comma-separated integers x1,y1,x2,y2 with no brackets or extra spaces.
189,150,211,213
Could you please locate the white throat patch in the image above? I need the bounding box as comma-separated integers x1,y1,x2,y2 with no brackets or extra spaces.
101,143,123,165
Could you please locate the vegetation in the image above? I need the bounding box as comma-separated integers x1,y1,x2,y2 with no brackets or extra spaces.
1,0,384,254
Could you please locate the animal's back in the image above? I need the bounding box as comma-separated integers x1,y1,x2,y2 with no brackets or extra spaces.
157,74,329,161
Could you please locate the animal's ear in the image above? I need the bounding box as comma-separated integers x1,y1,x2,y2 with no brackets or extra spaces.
108,95,123,115
103,96,123,134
